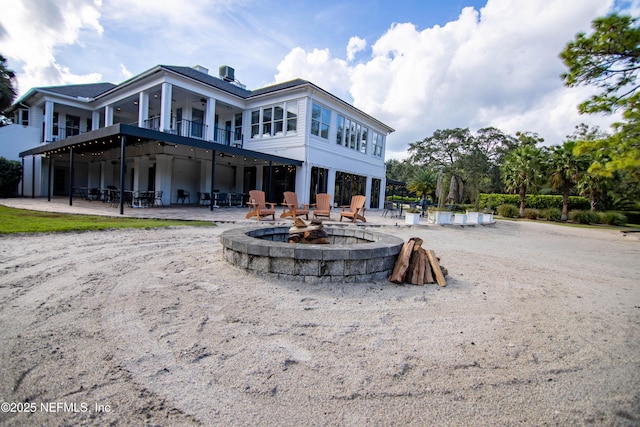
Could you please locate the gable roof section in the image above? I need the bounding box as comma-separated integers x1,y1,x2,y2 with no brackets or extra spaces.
247,78,309,97
43,82,117,98
160,65,252,98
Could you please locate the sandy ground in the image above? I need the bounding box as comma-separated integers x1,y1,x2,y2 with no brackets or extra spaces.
0,218,639,426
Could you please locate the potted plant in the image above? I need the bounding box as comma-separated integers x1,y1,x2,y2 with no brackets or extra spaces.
482,195,494,223
405,208,421,225
453,212,467,224
427,208,452,224
466,197,483,224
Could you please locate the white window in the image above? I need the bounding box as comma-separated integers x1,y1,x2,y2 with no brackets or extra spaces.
19,109,29,126
311,103,330,139
372,131,384,157
336,115,345,145
234,113,242,140
251,102,298,138
251,110,260,138
262,107,272,136
360,126,368,154
286,102,297,133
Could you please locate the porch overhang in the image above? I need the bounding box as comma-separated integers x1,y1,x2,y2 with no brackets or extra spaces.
19,123,303,166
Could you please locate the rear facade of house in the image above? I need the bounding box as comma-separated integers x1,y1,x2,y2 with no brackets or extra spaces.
5,64,394,209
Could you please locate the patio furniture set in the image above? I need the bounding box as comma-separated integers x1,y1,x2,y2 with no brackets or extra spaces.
245,190,367,223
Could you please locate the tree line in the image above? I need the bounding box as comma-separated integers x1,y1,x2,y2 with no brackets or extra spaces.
387,12,640,219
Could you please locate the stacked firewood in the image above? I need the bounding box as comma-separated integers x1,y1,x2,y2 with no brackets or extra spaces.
289,218,330,244
389,237,447,286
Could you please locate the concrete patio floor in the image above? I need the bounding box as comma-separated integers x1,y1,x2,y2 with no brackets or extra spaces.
0,196,417,227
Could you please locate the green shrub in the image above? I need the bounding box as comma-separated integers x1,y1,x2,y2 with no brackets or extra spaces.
497,204,519,218
599,212,628,226
0,157,23,197
523,208,540,219
569,210,600,224
619,211,640,225
477,193,590,211
540,208,562,221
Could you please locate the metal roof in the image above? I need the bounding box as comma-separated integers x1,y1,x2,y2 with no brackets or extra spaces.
40,82,117,99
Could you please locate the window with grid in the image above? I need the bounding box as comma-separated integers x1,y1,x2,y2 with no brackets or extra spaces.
311,103,330,139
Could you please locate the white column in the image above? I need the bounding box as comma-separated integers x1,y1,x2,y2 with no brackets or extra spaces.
105,105,114,126
366,175,373,207
132,157,141,191
206,97,216,141
44,100,54,143
138,91,149,127
100,160,106,189
155,154,172,205
92,111,100,130
160,82,172,133
327,168,337,207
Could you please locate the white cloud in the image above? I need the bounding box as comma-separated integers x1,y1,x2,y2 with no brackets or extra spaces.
275,0,619,158
0,0,104,94
274,47,351,97
346,36,367,62
119,63,132,80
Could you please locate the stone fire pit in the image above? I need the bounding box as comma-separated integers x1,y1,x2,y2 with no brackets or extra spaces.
220,226,404,283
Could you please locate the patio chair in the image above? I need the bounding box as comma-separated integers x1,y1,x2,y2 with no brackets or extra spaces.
154,190,163,207
199,192,211,207
177,189,190,204
313,193,333,220
339,195,367,223
280,191,309,220
246,190,276,221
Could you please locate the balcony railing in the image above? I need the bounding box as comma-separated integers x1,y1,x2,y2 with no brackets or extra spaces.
142,117,242,147
50,127,84,142
48,118,243,148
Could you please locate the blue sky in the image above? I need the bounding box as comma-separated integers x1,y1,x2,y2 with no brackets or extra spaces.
1,0,638,159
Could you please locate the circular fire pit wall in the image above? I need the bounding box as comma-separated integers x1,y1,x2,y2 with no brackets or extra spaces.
220,226,404,283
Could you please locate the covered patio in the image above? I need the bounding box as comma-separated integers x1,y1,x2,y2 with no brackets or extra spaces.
19,124,302,215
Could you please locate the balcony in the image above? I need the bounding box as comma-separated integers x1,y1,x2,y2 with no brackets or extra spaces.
142,118,242,147
50,127,84,142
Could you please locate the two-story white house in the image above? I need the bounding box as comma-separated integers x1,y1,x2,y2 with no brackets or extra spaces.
5,64,394,212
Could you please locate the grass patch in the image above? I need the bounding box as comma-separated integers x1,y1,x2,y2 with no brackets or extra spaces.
0,206,216,234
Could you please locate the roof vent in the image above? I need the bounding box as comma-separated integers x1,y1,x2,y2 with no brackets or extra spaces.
192,65,209,75
219,65,235,82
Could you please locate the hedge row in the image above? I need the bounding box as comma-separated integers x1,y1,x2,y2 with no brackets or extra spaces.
478,193,590,211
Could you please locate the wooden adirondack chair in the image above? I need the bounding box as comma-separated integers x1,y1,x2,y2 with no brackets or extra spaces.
280,191,309,220
313,193,333,220
246,190,276,221
339,195,367,223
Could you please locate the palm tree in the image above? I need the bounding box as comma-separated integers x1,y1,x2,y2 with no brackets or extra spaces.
0,54,17,114
577,171,610,211
407,168,438,202
501,144,545,217
549,140,589,221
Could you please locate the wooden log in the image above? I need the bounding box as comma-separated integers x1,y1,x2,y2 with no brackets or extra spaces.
426,249,446,287
289,224,322,234
389,240,416,283
411,237,424,249
406,248,427,285
423,253,435,284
